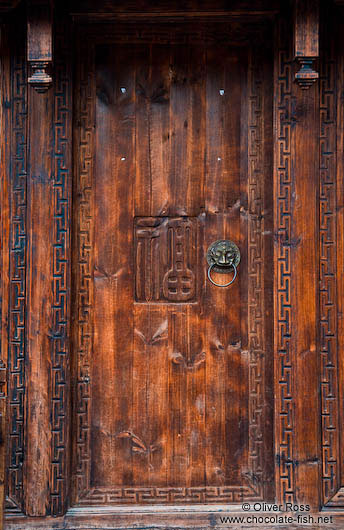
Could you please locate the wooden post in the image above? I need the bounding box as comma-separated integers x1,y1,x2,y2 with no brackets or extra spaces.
294,0,319,88
27,0,52,92
275,11,320,508
24,1,54,512
0,22,11,530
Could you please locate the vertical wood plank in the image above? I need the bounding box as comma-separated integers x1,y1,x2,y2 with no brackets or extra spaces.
0,22,11,529
6,20,27,514
93,45,135,486
204,46,245,487
274,13,320,508
292,80,320,507
135,44,171,217
50,14,73,516
318,4,339,505
334,8,344,504
71,38,95,502
132,305,169,486
166,43,207,488
25,82,53,516
259,43,275,501
274,17,295,506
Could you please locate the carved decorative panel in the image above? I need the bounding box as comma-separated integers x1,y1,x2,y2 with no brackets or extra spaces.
247,46,267,499
50,22,72,516
135,217,198,303
320,11,341,507
71,37,95,505
6,39,27,515
274,18,295,505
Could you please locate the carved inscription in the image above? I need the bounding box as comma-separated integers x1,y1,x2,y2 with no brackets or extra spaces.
135,217,197,303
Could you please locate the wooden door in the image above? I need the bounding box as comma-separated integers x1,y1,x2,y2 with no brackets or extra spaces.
5,3,344,528
71,30,273,506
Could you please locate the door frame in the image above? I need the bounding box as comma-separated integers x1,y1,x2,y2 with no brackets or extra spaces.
2,1,344,528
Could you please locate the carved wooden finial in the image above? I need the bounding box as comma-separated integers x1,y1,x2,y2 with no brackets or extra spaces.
27,1,53,93
294,0,319,89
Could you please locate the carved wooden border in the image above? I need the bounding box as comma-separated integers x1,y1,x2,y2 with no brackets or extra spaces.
72,28,270,506
274,18,295,504
247,46,266,499
319,25,340,506
50,21,72,516
320,7,344,509
5,35,27,514
71,35,95,504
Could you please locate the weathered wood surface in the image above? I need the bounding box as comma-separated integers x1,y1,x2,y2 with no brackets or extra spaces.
0,22,11,530
293,0,319,88
68,33,274,506
1,1,344,529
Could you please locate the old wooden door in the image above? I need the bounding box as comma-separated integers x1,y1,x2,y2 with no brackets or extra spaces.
70,26,273,507
6,1,344,528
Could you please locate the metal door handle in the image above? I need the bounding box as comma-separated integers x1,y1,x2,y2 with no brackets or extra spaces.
206,240,240,288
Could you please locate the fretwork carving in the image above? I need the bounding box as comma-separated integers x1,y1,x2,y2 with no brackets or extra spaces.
50,22,72,516
274,18,295,504
6,44,27,514
319,19,340,506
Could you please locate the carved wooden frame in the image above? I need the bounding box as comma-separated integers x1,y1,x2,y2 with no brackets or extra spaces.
4,3,344,522
70,22,273,507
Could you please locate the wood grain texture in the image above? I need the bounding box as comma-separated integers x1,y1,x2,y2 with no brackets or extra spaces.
27,1,53,92
0,22,11,530
71,36,95,504
3,20,27,517
3,1,344,522
274,14,295,505
3,23,28,516
274,11,320,508
323,4,344,509
71,25,273,505
50,19,72,516
25,75,53,516
294,0,319,58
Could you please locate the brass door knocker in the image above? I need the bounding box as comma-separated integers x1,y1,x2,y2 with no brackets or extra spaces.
206,240,240,287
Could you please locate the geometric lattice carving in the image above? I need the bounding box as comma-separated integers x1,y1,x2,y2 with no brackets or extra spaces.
6,47,27,514
247,47,266,499
77,485,261,505
50,23,72,516
274,18,295,505
71,39,95,505
319,27,340,506
135,217,197,303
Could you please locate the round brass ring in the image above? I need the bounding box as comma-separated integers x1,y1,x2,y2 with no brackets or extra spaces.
207,263,237,287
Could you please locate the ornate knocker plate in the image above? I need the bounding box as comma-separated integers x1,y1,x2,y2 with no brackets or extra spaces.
206,240,240,287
